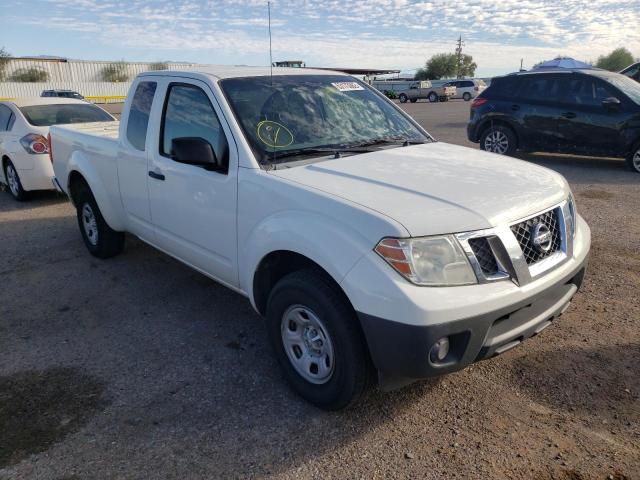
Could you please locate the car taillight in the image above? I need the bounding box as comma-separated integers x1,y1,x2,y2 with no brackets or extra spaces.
471,97,488,108
47,132,54,163
20,133,49,155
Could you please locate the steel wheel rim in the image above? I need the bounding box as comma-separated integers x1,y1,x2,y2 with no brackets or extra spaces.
81,203,99,246
281,305,335,385
633,148,640,172
6,165,20,196
484,130,509,154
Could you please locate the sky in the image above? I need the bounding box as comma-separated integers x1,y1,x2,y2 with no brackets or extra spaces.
1,0,639,77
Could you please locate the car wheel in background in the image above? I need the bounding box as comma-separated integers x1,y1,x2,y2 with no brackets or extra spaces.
480,125,517,156
410,98,418,103
399,94,408,103
4,160,30,201
75,184,125,258
266,269,373,410
428,92,438,102
463,92,472,101
626,143,640,173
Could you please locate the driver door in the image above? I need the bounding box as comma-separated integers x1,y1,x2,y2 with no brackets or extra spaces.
147,78,239,287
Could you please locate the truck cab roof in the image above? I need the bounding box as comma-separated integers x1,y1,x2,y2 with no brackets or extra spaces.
139,65,349,81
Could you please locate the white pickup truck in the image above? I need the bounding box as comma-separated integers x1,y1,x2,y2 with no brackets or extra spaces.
51,67,590,410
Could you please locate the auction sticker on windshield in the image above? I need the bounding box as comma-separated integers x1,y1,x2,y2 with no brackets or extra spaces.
331,82,364,92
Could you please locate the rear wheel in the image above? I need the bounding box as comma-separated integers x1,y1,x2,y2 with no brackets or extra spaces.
75,184,124,258
266,269,372,410
428,92,438,103
626,143,640,173
399,93,408,103
4,160,30,201
480,125,517,155
463,92,472,101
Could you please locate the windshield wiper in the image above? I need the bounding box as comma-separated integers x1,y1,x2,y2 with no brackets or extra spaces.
339,137,427,149
264,146,376,163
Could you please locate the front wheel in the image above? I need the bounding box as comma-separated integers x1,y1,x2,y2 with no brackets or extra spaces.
626,143,640,173
4,160,30,201
75,185,124,258
428,92,438,103
398,94,408,103
480,125,517,155
266,269,372,410
463,92,472,101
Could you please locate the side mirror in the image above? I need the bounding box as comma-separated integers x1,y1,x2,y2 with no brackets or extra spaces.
601,97,621,110
171,137,220,171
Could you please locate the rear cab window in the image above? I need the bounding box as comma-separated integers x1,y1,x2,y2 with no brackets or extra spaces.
126,81,157,151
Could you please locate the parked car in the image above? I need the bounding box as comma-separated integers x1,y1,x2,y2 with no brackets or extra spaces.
41,89,85,100
398,80,456,103
442,79,487,101
0,98,115,200
467,69,640,173
50,67,590,409
620,62,640,82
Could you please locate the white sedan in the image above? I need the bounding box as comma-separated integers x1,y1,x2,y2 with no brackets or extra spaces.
0,98,115,201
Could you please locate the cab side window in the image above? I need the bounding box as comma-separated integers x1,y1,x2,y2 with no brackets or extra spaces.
126,81,157,151
160,84,229,173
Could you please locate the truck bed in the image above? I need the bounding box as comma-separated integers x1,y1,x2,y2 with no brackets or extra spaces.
56,121,120,139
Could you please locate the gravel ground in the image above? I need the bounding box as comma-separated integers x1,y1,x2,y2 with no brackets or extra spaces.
0,100,638,480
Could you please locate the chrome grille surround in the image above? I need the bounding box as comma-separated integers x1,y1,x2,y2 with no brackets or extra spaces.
455,199,574,286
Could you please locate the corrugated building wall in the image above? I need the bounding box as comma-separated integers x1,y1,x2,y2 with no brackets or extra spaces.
0,58,204,99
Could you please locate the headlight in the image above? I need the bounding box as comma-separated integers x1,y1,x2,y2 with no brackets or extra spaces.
375,235,477,286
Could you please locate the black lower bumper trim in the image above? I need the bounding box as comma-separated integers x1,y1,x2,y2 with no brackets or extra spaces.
357,260,587,382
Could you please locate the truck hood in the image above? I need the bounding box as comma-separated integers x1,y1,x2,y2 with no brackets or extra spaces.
271,142,569,236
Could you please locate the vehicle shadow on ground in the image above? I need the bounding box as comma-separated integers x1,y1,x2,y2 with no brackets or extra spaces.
506,343,639,419
0,188,67,211
513,152,636,185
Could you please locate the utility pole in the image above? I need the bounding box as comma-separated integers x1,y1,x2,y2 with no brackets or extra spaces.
455,35,465,78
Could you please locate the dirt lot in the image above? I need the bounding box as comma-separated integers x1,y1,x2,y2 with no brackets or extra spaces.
0,100,638,480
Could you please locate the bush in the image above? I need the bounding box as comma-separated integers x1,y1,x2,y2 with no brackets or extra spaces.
9,67,49,82
149,62,168,71
101,61,129,82
383,90,397,99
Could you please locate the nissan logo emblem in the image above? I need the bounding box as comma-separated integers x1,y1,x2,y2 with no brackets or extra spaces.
531,223,552,253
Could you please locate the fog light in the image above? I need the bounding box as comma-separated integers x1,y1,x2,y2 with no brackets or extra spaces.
430,337,450,363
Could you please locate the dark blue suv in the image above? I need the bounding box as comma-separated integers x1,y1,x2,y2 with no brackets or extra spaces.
467,69,640,173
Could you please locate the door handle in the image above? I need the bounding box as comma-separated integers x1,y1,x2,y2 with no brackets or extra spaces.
511,104,520,111
148,170,165,181
562,112,576,119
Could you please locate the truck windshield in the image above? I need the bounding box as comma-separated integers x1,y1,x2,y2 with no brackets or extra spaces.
19,104,114,126
220,74,431,165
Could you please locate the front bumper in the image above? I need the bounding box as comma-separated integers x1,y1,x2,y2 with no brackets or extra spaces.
357,258,586,380
341,213,590,383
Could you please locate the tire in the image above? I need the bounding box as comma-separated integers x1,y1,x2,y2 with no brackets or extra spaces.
266,269,373,410
409,98,417,103
75,183,124,258
463,92,472,101
3,160,30,201
626,142,640,173
399,94,408,103
479,124,517,156
428,92,438,103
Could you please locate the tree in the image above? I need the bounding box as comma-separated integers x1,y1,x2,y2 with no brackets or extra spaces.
9,67,49,82
101,61,129,82
596,48,635,72
0,47,10,81
417,52,478,80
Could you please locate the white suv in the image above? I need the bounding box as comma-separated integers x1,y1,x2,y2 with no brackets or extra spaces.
443,79,487,101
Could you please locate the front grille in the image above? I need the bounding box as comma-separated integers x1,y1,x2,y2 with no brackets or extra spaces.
468,237,499,276
511,209,562,265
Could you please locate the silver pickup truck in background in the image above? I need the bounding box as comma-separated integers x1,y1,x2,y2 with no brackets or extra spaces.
398,81,457,103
